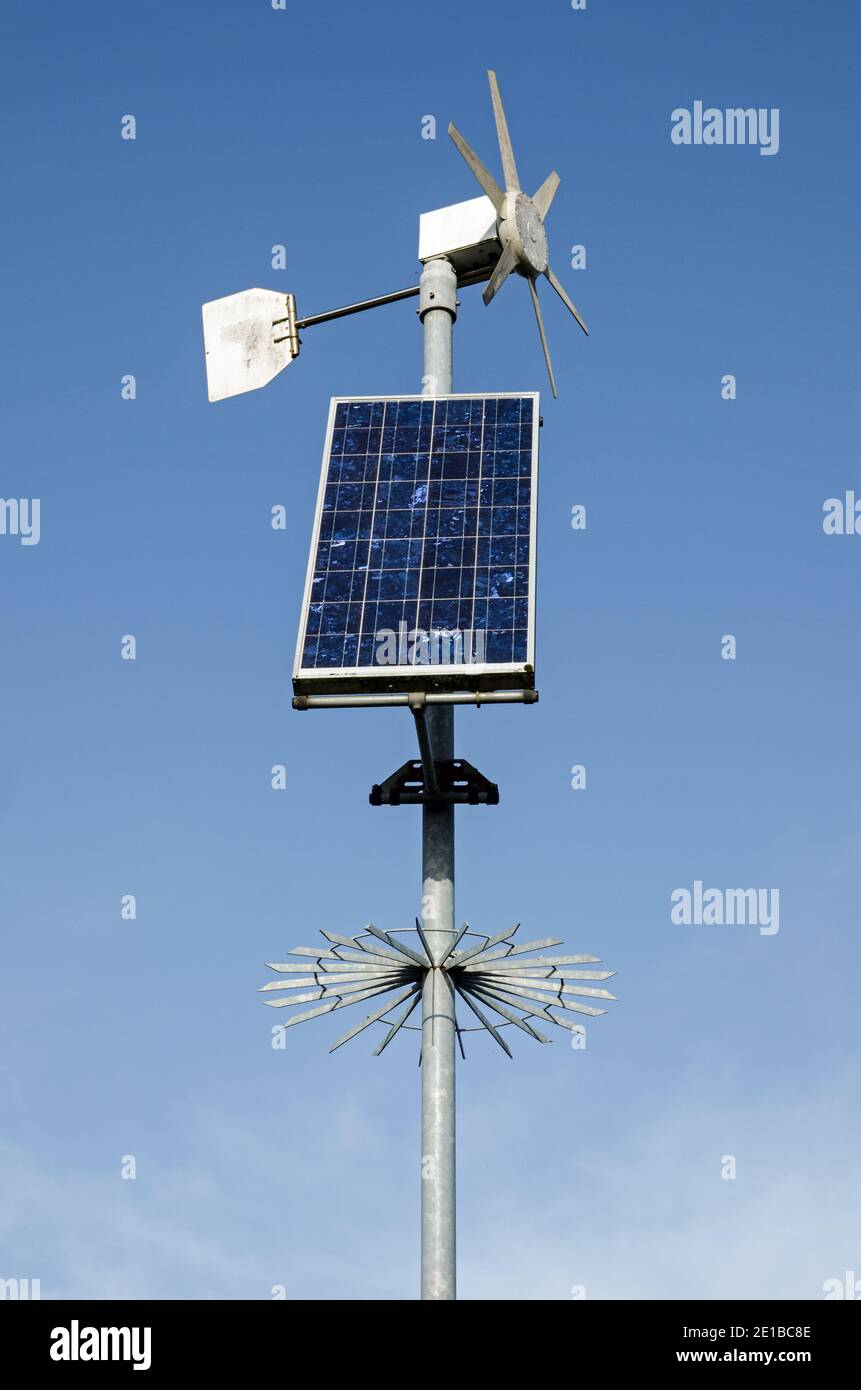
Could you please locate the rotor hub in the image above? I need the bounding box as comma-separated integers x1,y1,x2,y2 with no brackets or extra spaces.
499,191,548,276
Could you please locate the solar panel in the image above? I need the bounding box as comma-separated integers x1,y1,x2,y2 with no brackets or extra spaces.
292,394,539,696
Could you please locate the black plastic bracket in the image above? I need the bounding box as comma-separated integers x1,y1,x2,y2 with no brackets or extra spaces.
370,758,499,808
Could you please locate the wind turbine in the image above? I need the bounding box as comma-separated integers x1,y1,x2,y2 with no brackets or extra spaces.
447,70,589,398
202,70,589,404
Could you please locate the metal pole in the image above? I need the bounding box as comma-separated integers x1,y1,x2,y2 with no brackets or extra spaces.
418,256,458,1300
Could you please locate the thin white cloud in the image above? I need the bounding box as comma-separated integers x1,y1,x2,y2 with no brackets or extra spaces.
1,1066,857,1299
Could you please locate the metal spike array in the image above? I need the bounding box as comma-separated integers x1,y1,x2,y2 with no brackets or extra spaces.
260,923,616,1058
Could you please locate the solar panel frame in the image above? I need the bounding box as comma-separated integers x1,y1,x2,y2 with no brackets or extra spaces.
292,393,539,697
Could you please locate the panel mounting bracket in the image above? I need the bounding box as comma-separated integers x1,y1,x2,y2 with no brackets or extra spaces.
370,758,499,808
369,694,500,807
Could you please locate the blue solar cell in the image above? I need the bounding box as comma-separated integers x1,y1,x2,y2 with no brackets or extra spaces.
293,395,538,694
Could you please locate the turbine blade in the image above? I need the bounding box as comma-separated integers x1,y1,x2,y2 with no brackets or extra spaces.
447,122,505,214
483,240,518,307
329,984,420,1053
532,170,560,220
488,69,520,191
544,265,589,336
528,276,557,398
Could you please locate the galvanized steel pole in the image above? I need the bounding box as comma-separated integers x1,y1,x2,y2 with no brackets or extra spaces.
419,256,458,1300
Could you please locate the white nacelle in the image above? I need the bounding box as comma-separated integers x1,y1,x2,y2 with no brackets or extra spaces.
418,196,500,280
201,288,298,402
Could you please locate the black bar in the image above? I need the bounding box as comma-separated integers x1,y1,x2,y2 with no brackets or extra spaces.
3,1298,859,1371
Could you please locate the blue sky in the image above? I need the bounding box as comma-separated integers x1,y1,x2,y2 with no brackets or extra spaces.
2,0,860,1299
